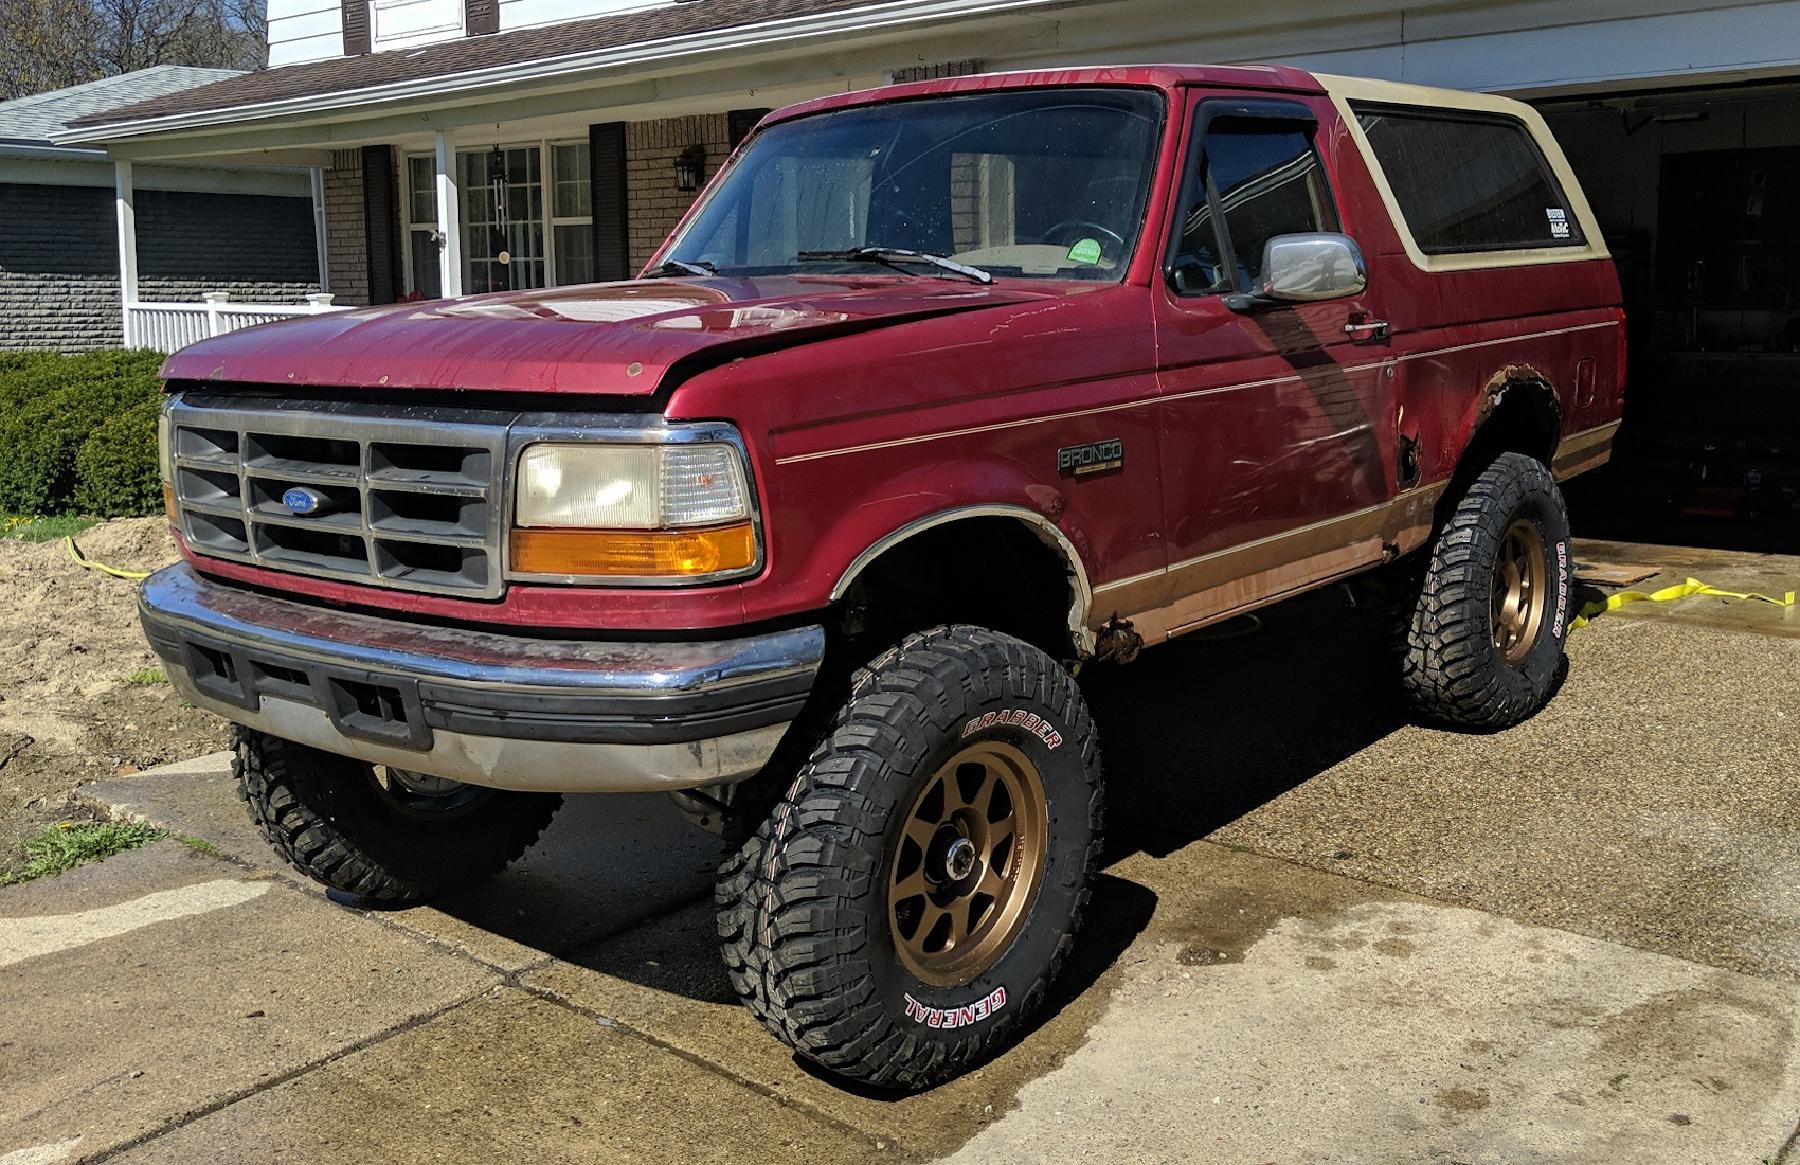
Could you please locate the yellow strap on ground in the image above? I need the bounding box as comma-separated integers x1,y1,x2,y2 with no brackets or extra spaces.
66,536,151,581
1570,576,1797,630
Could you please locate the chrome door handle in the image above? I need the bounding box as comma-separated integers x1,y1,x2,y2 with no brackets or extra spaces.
1344,318,1390,340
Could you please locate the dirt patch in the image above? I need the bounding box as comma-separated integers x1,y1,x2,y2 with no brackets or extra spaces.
0,519,229,876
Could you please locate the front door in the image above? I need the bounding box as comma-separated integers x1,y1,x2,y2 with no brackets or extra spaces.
1147,95,1399,636
460,145,548,293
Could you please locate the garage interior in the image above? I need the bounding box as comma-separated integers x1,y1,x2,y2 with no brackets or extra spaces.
1540,81,1800,553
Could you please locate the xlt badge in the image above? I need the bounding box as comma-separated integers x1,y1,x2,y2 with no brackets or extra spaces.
1057,439,1124,478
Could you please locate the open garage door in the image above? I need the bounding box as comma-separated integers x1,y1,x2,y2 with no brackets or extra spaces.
1539,81,1800,552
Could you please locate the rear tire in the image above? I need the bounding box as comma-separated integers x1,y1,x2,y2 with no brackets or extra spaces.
233,727,561,902
716,625,1102,1090
1400,452,1573,729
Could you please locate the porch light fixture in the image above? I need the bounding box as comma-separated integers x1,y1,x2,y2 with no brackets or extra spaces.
674,144,708,193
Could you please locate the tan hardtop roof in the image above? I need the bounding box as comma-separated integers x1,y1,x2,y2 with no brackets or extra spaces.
1318,72,1610,272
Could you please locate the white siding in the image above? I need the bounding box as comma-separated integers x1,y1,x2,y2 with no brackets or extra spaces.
498,0,663,34
267,0,343,66
372,0,466,50
1012,0,1800,98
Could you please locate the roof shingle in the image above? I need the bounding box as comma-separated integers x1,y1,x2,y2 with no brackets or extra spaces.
0,66,241,143
70,0,888,130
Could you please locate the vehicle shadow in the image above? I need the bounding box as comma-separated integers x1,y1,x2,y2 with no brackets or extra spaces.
1083,583,1406,864
427,583,1400,1013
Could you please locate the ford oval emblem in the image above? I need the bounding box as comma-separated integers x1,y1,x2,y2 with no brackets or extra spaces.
282,486,324,516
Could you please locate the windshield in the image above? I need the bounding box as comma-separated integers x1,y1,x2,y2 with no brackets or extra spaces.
663,88,1165,282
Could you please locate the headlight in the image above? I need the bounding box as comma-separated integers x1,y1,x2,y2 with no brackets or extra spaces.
510,441,758,581
515,443,748,529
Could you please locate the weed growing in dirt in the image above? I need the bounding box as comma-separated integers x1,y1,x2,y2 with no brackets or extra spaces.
123,666,168,686
175,834,224,859
3,515,99,542
0,820,165,886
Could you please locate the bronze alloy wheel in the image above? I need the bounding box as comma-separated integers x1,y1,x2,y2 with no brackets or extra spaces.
889,740,1050,987
371,764,487,819
1491,518,1549,665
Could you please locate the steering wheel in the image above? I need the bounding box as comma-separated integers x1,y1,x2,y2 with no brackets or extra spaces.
1042,220,1125,254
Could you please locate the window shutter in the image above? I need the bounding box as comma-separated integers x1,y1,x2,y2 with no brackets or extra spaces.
362,145,401,304
341,0,370,55
589,122,630,281
466,0,498,35
728,108,772,148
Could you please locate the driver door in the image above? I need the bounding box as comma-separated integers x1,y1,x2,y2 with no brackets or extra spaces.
1146,95,1399,636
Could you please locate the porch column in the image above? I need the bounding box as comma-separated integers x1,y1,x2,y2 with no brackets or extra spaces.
113,159,138,346
309,166,330,295
434,130,463,298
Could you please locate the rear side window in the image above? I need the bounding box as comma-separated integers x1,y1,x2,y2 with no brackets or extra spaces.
1352,104,1583,254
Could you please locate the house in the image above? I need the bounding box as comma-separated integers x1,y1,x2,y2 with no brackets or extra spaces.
0,66,327,351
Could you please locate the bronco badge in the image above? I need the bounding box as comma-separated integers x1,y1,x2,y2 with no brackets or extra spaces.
1057,438,1124,478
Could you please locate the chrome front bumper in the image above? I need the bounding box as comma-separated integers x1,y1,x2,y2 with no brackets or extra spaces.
138,564,824,793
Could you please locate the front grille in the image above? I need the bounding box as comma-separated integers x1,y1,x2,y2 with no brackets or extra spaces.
168,397,509,598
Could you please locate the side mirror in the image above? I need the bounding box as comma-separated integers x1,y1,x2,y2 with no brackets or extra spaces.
1225,233,1367,311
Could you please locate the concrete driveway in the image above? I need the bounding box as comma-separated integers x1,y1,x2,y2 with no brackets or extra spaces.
4,541,1799,1164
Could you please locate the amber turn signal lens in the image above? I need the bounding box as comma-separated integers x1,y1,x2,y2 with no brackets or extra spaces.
511,522,757,578
163,482,178,525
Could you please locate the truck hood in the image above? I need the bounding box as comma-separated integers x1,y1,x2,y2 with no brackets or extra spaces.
160,276,1058,395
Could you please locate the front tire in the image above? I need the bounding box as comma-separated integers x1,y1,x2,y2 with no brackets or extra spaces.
1401,451,1574,729
233,728,561,902
716,625,1102,1090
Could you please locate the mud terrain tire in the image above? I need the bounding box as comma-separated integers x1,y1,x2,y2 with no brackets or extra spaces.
716,625,1102,1090
1401,451,1573,729
234,728,561,902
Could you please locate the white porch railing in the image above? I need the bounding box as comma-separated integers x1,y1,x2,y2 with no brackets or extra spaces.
125,291,344,354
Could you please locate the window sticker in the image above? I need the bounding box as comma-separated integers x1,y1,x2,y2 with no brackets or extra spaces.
1546,208,1571,239
1067,238,1103,266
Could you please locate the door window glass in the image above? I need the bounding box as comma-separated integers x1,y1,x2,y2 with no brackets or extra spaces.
1352,104,1583,253
1172,119,1338,295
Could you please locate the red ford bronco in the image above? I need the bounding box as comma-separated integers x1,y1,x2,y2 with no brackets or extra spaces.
141,66,1623,1089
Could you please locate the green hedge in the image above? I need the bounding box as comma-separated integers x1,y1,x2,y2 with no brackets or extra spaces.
0,350,165,518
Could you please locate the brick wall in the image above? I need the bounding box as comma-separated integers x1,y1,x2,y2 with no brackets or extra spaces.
626,113,732,270
0,181,320,352
323,149,371,306
889,58,984,83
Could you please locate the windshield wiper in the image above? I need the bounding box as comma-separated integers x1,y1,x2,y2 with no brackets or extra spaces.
642,259,717,278
796,247,993,285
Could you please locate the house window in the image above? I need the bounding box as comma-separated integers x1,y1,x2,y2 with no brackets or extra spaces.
406,154,441,298
403,141,597,297
552,142,594,286
460,145,546,293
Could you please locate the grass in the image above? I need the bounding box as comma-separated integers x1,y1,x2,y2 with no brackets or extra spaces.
0,820,165,886
123,666,167,686
2,514,99,542
174,834,224,859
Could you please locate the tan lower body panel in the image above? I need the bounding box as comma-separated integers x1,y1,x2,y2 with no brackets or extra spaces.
1092,484,1448,645
1552,421,1621,481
